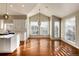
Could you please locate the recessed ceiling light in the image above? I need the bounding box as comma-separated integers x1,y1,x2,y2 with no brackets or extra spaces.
7,12,8,14
22,5,25,7
10,5,13,7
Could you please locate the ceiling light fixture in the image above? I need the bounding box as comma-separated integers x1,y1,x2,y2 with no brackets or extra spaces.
10,5,13,7
3,3,9,20
22,5,24,7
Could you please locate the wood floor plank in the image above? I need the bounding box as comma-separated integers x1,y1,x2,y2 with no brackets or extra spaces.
0,38,79,56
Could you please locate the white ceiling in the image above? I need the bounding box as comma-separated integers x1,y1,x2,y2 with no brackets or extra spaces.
0,3,79,18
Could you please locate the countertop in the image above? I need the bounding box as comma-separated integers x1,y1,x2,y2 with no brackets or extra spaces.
0,34,15,38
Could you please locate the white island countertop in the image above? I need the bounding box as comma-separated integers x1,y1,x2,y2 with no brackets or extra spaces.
0,34,15,38
0,33,20,53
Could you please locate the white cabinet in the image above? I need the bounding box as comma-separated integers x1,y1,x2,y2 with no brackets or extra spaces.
13,20,26,32
0,34,20,53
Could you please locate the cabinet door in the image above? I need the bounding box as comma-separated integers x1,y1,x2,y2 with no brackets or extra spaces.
13,20,25,32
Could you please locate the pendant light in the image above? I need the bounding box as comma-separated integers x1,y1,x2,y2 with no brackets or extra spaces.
38,8,40,26
3,3,9,20
38,7,41,35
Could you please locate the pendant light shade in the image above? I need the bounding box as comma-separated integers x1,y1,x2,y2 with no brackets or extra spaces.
3,3,9,20
3,14,9,20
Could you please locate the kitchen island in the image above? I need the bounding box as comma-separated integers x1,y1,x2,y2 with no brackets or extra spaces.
0,34,20,53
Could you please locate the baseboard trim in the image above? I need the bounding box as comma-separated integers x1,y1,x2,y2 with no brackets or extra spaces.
50,37,61,40
61,39,79,49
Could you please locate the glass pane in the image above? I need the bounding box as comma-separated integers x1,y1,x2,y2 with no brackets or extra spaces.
40,21,49,35
65,17,76,42
54,21,60,38
30,21,39,35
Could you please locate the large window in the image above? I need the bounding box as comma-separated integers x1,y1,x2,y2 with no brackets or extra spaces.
29,13,50,36
40,21,49,35
30,20,49,36
54,21,60,38
65,17,76,42
30,21,39,35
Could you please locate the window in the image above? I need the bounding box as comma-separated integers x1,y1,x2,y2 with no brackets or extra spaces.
30,20,49,36
30,21,39,35
65,17,76,42
54,21,60,38
40,21,49,35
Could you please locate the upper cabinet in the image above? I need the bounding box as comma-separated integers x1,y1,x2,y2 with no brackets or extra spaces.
13,20,26,32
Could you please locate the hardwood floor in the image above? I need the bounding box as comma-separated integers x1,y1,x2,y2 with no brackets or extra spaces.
0,38,79,56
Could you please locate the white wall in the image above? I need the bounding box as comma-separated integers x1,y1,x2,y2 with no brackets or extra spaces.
50,16,53,39
27,16,30,39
